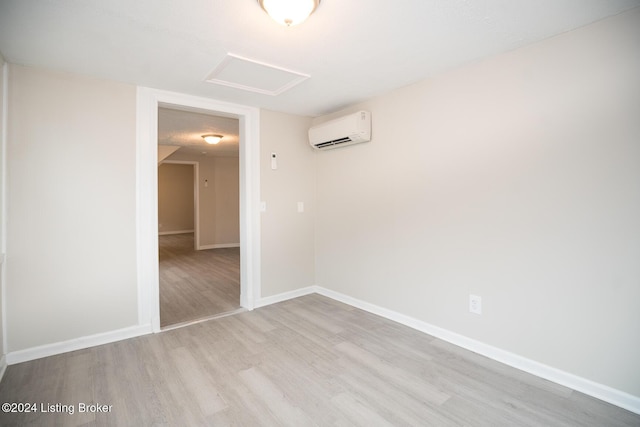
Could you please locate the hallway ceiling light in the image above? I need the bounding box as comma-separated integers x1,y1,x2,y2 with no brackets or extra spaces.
202,134,223,144
258,0,321,26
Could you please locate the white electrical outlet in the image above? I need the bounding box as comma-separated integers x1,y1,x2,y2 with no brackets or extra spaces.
469,294,482,315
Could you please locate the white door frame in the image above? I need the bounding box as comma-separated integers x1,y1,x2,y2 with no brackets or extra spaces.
158,160,200,249
136,87,261,332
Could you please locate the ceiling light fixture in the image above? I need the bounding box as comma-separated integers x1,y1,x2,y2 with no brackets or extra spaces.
258,0,321,26
202,134,223,145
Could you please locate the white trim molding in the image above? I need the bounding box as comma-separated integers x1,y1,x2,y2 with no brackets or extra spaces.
3,281,638,415
136,87,261,332
254,286,316,309
314,286,640,415
0,354,6,383
159,230,195,236
1,61,9,368
198,243,240,250
6,324,152,365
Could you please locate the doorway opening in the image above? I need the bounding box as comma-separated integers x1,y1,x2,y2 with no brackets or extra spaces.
157,108,242,328
136,87,261,333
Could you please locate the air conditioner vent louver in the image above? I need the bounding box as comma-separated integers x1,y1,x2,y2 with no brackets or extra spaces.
315,137,352,148
308,111,371,150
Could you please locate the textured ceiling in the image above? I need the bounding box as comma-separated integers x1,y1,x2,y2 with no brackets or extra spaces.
158,107,239,158
1,0,639,117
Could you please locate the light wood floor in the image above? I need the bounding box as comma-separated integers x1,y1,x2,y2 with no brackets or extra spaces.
1,294,638,426
159,233,240,328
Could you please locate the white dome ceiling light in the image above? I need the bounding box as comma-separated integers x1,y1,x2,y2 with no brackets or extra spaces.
202,134,223,145
258,0,321,26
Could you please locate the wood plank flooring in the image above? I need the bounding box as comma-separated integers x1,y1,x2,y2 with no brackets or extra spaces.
159,233,240,327
1,294,638,426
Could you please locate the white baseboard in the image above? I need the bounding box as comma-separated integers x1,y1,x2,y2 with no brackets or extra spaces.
314,286,640,415
5,286,311,366
254,286,317,309
5,286,638,415
158,230,194,236
198,243,240,250
6,324,153,365
0,354,7,382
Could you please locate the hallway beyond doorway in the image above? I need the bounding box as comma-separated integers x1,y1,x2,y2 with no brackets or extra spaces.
159,233,240,328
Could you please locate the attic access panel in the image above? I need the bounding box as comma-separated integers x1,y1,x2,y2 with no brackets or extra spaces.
205,53,309,96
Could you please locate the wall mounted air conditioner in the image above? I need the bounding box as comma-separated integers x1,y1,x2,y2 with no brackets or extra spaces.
308,111,371,150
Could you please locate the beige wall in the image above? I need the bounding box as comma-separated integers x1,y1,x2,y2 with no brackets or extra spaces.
3,65,313,352
260,110,315,297
315,9,640,397
166,152,240,247
6,65,138,351
158,163,195,233
207,156,240,246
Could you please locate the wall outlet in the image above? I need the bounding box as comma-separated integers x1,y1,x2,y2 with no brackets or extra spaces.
469,294,482,315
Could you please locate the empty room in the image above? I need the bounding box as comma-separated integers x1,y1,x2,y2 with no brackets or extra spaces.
0,1,639,426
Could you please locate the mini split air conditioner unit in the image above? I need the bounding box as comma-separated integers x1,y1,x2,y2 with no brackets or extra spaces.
308,111,371,150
